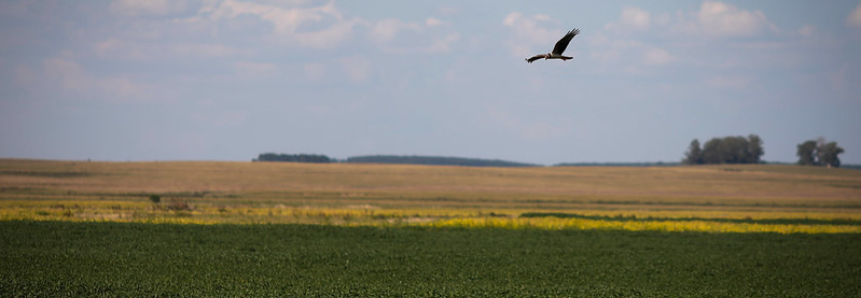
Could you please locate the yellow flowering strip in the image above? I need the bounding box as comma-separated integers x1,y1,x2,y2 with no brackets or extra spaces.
418,217,861,234
1,199,859,233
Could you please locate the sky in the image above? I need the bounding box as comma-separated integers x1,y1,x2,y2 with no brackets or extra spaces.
1,0,860,165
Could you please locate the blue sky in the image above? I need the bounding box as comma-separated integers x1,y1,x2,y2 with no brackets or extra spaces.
1,0,860,165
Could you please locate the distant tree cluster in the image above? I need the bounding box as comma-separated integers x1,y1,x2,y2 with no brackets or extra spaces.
252,153,539,167
683,134,764,165
346,155,538,167
554,162,678,167
254,153,333,163
797,138,844,168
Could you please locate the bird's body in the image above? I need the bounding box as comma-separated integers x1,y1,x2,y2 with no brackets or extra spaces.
526,53,573,63
526,28,579,63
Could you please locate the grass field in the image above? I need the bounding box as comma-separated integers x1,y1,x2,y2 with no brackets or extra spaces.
2,159,861,296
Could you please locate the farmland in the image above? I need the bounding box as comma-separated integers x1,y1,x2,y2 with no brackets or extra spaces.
2,159,861,296
1,159,860,231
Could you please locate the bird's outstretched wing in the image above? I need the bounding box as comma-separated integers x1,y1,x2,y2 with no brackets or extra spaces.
551,28,579,56
526,55,545,63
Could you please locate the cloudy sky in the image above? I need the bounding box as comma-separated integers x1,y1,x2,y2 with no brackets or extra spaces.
1,0,860,165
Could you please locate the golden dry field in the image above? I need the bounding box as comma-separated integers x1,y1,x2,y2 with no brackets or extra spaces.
2,158,860,233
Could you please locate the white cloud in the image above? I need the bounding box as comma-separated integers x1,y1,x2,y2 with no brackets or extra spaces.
798,25,815,37
205,0,358,48
110,0,192,17
848,3,861,27
368,17,458,54
169,43,243,57
425,17,445,27
643,48,673,65
340,56,371,83
427,33,460,53
371,19,400,42
370,18,421,42
588,34,637,64
503,12,565,57
621,7,651,29
533,14,553,22
94,39,247,60
589,32,673,70
676,1,776,37
605,6,651,33
599,6,665,69
602,2,778,40
109,1,456,57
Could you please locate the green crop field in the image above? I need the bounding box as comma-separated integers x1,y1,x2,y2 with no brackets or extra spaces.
2,221,860,297
2,159,861,296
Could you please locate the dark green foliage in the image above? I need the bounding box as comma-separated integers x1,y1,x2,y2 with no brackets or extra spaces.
683,139,703,165
797,141,819,166
347,155,539,167
685,134,764,165
2,221,860,297
748,134,764,163
149,194,161,204
520,212,861,226
797,139,845,168
255,153,333,163
818,141,844,168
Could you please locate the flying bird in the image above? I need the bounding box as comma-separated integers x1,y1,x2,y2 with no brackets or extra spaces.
526,28,580,63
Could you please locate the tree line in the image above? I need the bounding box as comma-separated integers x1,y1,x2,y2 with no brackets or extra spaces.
253,153,537,167
683,135,845,168
683,134,764,165
346,155,538,167
254,153,332,163
253,137,847,168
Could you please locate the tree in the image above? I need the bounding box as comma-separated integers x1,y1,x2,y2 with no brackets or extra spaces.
701,138,723,164
797,138,845,168
683,139,703,165
796,141,818,166
748,134,764,164
721,136,750,163
818,141,844,168
691,134,763,165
